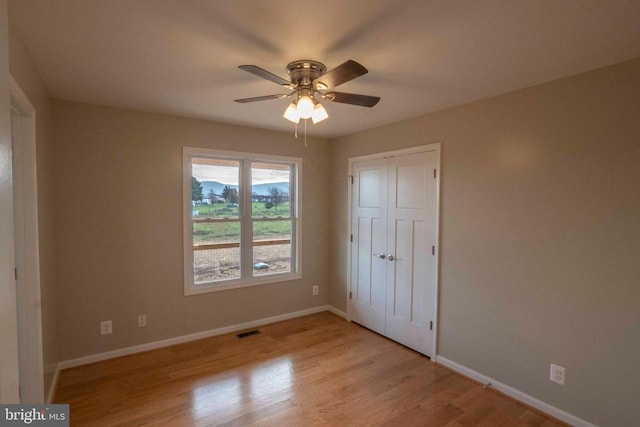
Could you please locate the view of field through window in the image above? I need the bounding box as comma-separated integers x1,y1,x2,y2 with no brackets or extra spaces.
190,157,292,284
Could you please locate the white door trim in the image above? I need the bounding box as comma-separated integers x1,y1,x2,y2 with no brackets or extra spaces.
0,0,21,402
347,143,441,359
11,76,44,403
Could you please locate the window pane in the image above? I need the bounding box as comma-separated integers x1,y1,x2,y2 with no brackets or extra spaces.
193,222,240,284
192,158,239,219
252,220,292,276
252,162,291,218
185,148,300,293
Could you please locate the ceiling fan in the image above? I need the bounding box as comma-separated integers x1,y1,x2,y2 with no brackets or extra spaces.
234,59,380,124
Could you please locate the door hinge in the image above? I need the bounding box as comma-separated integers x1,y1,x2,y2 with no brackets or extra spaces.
430,321,433,331
15,268,17,281
350,176,354,184
432,246,435,255
350,234,353,242
434,168,437,179
349,291,352,299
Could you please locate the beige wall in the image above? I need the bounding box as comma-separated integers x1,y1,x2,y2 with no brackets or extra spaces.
51,100,330,361
8,20,56,396
329,58,640,426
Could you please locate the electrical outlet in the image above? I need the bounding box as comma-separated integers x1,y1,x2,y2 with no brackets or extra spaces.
550,363,565,385
138,314,147,327
100,320,112,335
312,285,319,296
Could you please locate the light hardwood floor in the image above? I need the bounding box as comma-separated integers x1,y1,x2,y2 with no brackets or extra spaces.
54,312,566,426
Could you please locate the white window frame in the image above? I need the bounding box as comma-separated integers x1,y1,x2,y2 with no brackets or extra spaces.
183,146,302,295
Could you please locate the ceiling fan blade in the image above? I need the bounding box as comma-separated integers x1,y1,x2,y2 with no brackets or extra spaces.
313,60,368,89
324,91,380,107
234,94,290,103
238,65,293,87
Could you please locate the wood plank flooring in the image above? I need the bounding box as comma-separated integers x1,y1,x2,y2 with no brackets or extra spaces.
54,312,566,426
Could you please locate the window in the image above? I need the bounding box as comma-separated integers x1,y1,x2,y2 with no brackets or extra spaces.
183,147,301,294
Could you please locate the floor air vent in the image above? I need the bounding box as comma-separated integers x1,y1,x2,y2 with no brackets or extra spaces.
236,330,261,338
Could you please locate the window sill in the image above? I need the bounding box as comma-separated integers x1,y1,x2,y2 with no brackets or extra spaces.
184,272,302,296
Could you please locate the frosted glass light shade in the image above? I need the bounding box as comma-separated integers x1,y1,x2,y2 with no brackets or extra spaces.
283,102,300,123
297,96,314,119
311,103,329,124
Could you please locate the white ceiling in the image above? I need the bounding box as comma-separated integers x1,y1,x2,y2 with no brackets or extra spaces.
8,0,640,138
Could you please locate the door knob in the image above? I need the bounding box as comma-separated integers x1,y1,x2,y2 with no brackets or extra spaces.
373,253,386,259
387,254,395,261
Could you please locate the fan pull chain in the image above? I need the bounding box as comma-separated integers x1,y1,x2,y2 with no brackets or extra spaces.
291,120,307,147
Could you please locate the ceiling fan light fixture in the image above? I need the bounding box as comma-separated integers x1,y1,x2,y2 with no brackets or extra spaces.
297,95,314,119
311,103,329,124
236,59,379,132
283,102,300,123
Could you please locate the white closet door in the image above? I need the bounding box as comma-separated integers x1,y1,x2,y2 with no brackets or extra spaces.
349,149,438,357
349,158,388,335
385,151,437,355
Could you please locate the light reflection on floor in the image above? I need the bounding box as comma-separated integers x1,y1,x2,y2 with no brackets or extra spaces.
190,356,293,422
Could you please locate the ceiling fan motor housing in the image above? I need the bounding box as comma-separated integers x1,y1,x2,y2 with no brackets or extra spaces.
286,60,326,88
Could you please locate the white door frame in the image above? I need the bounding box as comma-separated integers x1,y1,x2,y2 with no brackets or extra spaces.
347,143,441,358
0,0,21,403
11,76,44,403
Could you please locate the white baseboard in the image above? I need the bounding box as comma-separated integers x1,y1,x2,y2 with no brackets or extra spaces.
326,305,346,319
435,356,596,427
47,305,335,401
